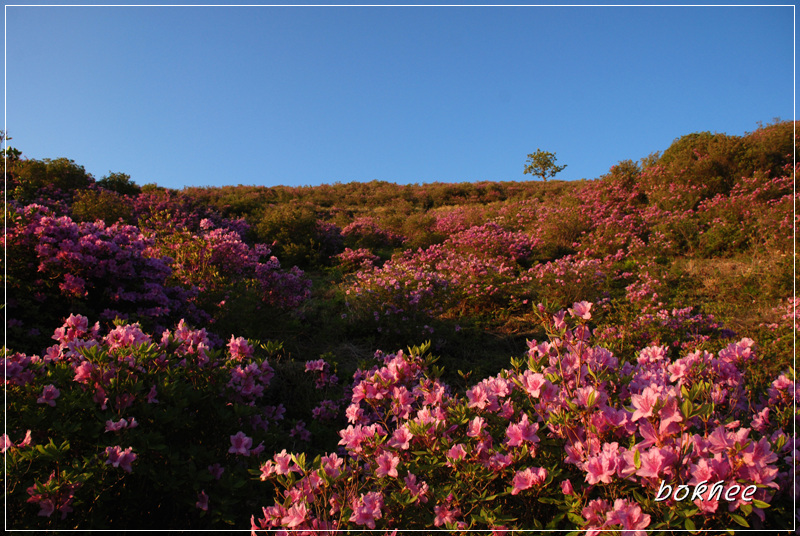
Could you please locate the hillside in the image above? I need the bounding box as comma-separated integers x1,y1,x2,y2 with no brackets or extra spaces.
3,120,797,531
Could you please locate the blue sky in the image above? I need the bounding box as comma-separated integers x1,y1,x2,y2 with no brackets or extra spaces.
4,3,795,189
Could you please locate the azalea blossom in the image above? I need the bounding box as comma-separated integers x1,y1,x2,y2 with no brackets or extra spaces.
37,384,60,407
228,431,253,456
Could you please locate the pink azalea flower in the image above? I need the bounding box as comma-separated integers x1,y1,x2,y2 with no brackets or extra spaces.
605,499,651,536
404,472,430,503
105,418,128,432
258,461,276,480
584,442,619,485
1,434,12,453
281,502,308,528
658,397,683,436
387,424,413,450
105,446,137,472
227,335,254,361
568,300,592,320
630,386,659,422
273,449,300,475
511,467,548,495
467,416,485,438
73,361,97,384
433,503,461,527
635,446,673,479
228,431,252,456
321,453,343,478
447,443,467,463
349,491,383,529
37,384,60,407
519,370,546,398
304,358,326,372
466,383,489,409
208,463,225,480
17,430,32,448
375,451,400,478
196,490,209,511
146,385,159,404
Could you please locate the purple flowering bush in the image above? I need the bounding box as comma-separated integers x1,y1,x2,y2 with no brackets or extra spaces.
5,203,310,353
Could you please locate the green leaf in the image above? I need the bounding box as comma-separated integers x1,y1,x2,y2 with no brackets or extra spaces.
680,399,693,419
729,514,749,527
684,517,696,532
566,512,585,525
752,499,770,509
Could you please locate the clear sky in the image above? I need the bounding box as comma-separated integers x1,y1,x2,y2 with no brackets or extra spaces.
4,2,795,190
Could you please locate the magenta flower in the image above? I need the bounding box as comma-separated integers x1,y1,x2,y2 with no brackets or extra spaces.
228,431,252,456
105,418,128,432
568,300,593,319
304,358,326,372
289,420,311,442
511,467,548,495
281,502,308,528
227,335,254,361
196,490,209,511
18,430,32,448
605,499,651,536
208,463,225,480
433,503,461,527
519,370,546,398
349,491,383,529
446,443,467,463
321,453,343,478
404,472,430,503
73,361,97,384
104,446,137,472
37,384,60,407
273,449,300,475
466,383,489,409
630,386,659,422
375,451,400,478
505,414,540,447
466,416,485,438
258,461,276,481
635,446,672,479
584,443,619,485
387,424,413,450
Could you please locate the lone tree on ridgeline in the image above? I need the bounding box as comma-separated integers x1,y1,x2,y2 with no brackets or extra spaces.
524,149,567,181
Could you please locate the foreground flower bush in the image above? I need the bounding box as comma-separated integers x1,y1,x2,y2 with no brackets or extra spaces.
3,315,291,529
253,302,796,532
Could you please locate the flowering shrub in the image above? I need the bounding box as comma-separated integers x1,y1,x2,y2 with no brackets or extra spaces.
253,303,795,532
146,218,310,310
334,247,381,272
343,222,542,334
5,204,310,354
3,316,291,529
342,216,406,250
4,204,203,351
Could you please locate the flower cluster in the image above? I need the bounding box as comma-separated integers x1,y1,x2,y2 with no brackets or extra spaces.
253,303,794,532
